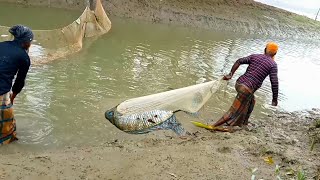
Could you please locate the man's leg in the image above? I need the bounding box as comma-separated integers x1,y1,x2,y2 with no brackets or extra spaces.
243,95,255,125
213,91,242,127
213,84,252,127
0,93,17,145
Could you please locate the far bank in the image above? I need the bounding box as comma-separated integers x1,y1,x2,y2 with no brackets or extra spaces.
1,0,320,40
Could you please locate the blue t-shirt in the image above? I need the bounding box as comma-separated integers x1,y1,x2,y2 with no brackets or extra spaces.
0,40,30,96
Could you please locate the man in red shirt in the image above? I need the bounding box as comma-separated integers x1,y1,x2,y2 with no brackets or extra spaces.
213,42,279,128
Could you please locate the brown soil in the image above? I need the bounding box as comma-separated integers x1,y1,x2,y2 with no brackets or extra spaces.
1,0,320,39
1,109,319,180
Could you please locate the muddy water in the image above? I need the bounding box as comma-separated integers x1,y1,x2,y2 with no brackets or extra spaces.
0,4,320,149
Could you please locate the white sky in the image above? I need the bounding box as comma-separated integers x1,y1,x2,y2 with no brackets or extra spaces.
256,0,320,19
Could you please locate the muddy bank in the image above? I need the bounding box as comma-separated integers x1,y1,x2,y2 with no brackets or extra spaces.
1,0,320,40
1,109,319,179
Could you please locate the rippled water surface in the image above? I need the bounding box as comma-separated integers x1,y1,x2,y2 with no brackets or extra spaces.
1,4,320,149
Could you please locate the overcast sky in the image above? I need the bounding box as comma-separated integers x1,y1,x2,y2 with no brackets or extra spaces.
256,0,320,19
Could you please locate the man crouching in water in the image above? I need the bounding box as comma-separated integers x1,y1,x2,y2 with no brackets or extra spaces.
0,25,33,144
213,42,279,129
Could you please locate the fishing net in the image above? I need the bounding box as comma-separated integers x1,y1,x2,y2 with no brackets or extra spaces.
0,0,111,64
117,79,227,116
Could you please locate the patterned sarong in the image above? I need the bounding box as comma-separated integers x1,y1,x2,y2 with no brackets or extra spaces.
0,92,17,145
218,83,255,126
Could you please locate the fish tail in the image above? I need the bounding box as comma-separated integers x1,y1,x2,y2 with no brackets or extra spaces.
145,115,189,136
166,115,189,136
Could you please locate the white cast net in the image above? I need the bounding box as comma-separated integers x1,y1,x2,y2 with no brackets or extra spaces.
117,79,226,115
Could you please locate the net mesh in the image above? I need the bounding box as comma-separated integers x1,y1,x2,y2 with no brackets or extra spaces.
117,79,227,116
0,0,111,64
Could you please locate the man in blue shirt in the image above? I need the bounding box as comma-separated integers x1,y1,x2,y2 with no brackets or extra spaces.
0,25,33,144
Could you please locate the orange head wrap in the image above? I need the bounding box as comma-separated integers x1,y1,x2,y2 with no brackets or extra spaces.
266,42,279,56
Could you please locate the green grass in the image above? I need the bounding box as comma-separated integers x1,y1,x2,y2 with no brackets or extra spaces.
291,14,320,28
297,169,306,180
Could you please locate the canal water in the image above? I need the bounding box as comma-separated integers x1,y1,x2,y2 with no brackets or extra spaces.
0,3,319,149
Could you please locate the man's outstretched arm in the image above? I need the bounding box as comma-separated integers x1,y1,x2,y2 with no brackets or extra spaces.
270,65,279,106
223,55,251,80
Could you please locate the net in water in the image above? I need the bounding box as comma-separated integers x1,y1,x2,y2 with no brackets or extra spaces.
0,0,111,64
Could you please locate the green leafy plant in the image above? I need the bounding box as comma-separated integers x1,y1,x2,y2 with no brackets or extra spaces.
275,165,282,180
297,169,306,180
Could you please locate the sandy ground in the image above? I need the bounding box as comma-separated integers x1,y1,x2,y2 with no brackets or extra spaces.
1,109,319,180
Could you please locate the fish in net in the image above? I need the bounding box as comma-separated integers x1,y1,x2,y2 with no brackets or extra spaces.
0,0,111,64
105,79,227,136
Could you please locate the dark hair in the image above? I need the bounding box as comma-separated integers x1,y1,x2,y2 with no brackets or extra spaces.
9,25,34,43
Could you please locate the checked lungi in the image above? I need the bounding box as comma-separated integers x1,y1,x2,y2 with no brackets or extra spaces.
218,83,255,126
0,92,17,145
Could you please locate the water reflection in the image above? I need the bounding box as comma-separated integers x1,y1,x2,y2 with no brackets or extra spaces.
14,65,55,146
20,25,320,147
29,44,46,59
1,12,320,148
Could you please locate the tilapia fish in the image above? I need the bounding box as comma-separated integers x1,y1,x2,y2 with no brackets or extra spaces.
105,106,188,136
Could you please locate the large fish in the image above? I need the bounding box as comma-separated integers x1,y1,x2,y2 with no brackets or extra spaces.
105,106,189,136
105,80,224,136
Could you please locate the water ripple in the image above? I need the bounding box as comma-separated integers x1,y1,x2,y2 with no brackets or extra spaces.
9,19,320,148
